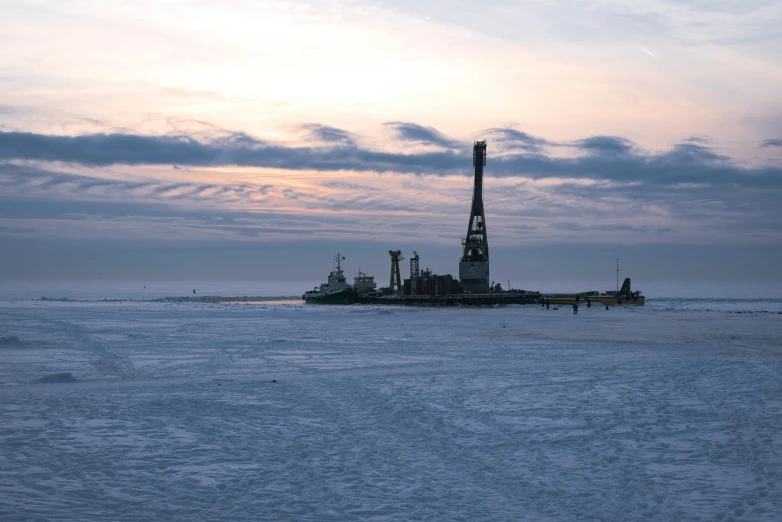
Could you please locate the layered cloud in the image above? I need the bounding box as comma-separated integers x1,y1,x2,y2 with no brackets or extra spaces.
1,122,780,247
2,126,780,189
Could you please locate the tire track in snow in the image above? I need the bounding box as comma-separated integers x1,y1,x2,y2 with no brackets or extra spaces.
1,309,141,380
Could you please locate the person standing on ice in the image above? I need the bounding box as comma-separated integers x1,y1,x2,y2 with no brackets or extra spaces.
572,303,578,314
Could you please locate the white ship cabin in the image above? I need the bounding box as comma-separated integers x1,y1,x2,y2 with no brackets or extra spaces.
326,267,347,288
353,269,377,293
305,253,350,297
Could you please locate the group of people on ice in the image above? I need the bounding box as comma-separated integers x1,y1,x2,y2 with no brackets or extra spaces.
540,295,598,314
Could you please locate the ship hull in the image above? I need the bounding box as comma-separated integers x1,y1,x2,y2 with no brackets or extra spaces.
357,293,540,306
303,289,357,304
350,293,644,307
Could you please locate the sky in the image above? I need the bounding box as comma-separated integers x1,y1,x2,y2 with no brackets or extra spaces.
1,0,781,283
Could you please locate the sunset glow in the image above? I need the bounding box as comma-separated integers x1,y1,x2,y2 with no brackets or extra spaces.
1,0,781,279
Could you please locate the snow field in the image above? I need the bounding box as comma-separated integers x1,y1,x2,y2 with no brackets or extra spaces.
1,301,781,520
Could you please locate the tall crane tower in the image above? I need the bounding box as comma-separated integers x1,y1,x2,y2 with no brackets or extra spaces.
459,140,490,293
389,250,404,294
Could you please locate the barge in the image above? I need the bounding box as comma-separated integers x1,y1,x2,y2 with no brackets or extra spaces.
302,254,644,307
302,140,645,307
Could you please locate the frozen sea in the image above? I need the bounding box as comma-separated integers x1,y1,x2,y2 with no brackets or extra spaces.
1,281,781,521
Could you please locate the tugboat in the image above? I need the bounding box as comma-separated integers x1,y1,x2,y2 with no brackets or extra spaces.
302,253,358,304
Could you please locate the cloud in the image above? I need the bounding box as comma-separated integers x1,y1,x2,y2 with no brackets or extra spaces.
0,162,261,207
2,127,782,191
297,124,356,147
684,135,712,144
574,136,634,154
0,104,22,115
1,124,781,248
551,222,671,234
383,122,462,149
321,181,380,191
760,139,782,148
1,147,780,247
0,225,35,234
378,0,782,50
0,131,222,165
0,129,466,173
484,128,552,152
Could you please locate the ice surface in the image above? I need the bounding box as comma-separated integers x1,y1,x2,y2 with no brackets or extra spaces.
1,287,781,521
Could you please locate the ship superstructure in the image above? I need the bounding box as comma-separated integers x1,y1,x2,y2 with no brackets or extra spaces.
302,253,356,303
353,269,377,294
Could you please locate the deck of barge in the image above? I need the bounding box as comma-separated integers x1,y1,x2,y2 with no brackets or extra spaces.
357,292,541,306
354,292,645,306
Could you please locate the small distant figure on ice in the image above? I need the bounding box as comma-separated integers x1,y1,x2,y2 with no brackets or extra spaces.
193,289,196,294
546,299,550,310
572,303,579,314
586,298,591,308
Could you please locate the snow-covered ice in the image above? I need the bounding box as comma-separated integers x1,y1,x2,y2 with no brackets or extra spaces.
1,289,781,521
